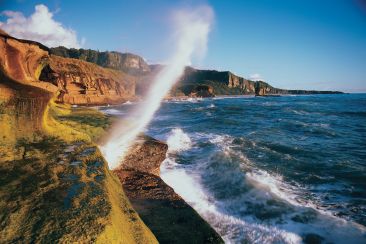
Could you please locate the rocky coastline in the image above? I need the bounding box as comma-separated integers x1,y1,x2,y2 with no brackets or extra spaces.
114,136,224,243
0,28,344,242
0,29,223,242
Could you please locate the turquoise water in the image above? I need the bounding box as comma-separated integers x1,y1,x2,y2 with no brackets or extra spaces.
101,94,366,243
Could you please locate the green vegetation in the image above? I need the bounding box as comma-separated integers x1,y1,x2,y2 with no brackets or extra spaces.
171,80,245,96
0,98,157,243
50,47,149,75
0,135,110,242
43,101,114,142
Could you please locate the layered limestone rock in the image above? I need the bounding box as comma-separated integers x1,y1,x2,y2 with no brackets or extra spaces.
0,30,137,105
0,31,53,145
114,136,224,243
50,47,151,75
43,55,136,105
48,46,343,98
0,30,56,94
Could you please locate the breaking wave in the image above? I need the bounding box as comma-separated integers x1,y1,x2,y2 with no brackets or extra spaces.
166,128,192,153
161,132,366,243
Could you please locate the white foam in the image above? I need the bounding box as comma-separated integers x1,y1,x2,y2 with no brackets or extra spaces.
160,156,303,243
166,128,192,153
161,132,366,243
102,108,125,115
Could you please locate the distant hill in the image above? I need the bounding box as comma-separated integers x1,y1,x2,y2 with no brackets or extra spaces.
50,47,343,97
170,67,343,97
50,47,150,76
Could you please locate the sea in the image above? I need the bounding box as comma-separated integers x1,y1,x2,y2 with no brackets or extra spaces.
99,94,366,244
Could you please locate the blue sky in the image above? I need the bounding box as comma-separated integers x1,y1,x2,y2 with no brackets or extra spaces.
1,0,365,92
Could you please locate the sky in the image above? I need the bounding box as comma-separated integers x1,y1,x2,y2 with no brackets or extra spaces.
1,0,365,92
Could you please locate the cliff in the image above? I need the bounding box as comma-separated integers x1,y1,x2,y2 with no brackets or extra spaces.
0,30,157,243
170,67,343,97
49,47,343,98
43,55,136,105
50,47,151,76
0,30,137,105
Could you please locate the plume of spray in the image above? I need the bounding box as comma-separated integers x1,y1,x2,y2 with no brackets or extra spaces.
100,6,214,169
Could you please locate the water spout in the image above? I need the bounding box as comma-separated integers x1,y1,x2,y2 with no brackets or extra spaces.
100,6,214,169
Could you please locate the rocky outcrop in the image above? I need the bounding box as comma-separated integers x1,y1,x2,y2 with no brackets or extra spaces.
180,67,256,93
114,136,223,243
50,47,150,75
43,55,136,105
0,30,54,144
0,30,55,94
254,80,343,96
119,136,168,176
48,46,343,98
171,67,343,96
0,30,137,105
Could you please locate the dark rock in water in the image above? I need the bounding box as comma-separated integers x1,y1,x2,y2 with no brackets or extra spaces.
291,211,317,223
303,233,325,244
114,136,223,244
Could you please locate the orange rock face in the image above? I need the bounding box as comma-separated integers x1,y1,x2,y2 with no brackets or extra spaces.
45,55,136,105
0,30,136,105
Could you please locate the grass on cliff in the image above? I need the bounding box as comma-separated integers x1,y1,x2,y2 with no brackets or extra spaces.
0,99,157,243
43,100,115,142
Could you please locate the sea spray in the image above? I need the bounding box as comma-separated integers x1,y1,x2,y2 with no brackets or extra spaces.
100,6,214,169
166,128,192,153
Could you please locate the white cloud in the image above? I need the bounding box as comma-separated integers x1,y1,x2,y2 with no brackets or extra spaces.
249,73,264,81
0,4,83,48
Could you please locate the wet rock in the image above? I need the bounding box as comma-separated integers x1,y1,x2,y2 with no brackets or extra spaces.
86,161,104,176
64,145,77,153
80,148,96,157
303,233,324,244
118,135,168,176
63,183,85,209
114,136,223,243
70,161,82,167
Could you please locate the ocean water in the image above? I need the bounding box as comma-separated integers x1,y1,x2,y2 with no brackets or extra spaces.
100,94,366,243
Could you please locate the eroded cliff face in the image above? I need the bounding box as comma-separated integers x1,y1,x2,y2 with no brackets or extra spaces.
42,55,136,105
50,47,151,76
174,67,343,96
0,31,56,94
179,67,256,94
0,32,53,146
0,31,137,105
0,30,157,242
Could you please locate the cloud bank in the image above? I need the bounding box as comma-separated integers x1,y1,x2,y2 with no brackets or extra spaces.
0,4,83,48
